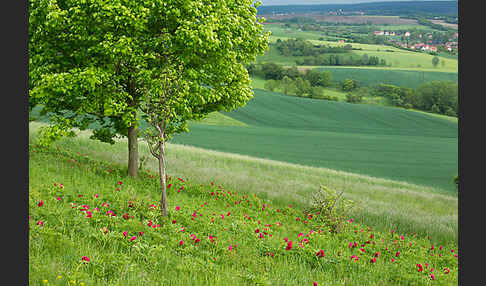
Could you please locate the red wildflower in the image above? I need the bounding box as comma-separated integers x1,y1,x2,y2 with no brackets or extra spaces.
417,264,423,272
175,206,180,211
444,268,450,274
370,257,377,263
81,256,90,262
129,236,137,242
285,241,293,250
123,213,130,220
395,250,400,257
316,249,325,258
123,231,128,237
117,181,122,185
179,240,184,246
37,200,44,207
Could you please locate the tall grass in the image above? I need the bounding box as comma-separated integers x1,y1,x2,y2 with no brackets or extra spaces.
29,122,458,244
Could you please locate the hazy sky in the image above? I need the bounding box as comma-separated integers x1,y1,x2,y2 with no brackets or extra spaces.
261,0,443,6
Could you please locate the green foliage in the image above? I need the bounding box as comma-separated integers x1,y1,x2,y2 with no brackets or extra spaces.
306,186,356,233
29,0,270,159
432,56,440,68
341,79,358,92
345,93,363,104
275,38,353,57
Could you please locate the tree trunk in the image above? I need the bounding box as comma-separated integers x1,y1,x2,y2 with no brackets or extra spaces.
158,137,168,217
127,125,139,177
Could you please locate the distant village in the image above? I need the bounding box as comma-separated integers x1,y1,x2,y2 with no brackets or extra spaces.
373,30,458,53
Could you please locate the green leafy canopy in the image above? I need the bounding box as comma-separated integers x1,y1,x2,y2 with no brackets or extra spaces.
29,0,270,146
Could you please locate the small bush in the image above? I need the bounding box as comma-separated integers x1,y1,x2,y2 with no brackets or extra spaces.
306,185,355,233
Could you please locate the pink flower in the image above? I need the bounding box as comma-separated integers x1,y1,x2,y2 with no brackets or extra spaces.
129,236,137,242
94,194,99,198
36,220,44,226
81,256,90,262
314,282,318,286
56,197,61,201
123,231,128,237
444,268,450,274
117,181,122,185
316,249,325,258
139,232,144,236
430,274,435,280
370,257,377,263
86,211,92,218
395,250,400,257
175,206,180,211
172,220,177,224
179,240,184,246
228,245,233,251
285,241,293,251
417,264,423,272
59,184,63,188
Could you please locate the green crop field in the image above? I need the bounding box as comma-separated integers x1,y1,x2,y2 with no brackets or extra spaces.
313,67,458,87
170,89,457,193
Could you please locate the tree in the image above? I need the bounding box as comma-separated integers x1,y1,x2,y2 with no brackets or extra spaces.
264,79,278,92
29,0,269,182
341,79,357,92
261,62,285,80
432,56,440,68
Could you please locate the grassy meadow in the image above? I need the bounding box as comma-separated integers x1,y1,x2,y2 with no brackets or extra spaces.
28,132,458,285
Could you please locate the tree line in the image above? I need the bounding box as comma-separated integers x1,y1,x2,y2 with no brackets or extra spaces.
295,53,386,66
275,38,353,57
341,80,458,117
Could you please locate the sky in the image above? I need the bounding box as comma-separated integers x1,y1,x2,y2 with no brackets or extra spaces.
260,0,444,6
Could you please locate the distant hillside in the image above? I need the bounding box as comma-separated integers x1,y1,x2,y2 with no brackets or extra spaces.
258,1,458,17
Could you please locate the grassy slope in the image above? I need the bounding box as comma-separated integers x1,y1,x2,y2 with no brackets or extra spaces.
29,122,458,245
171,89,458,193
29,130,458,285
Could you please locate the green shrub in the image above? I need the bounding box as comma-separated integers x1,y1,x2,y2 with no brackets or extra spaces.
306,185,355,233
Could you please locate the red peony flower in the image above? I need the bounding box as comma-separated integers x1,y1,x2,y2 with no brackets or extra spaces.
285,241,293,250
